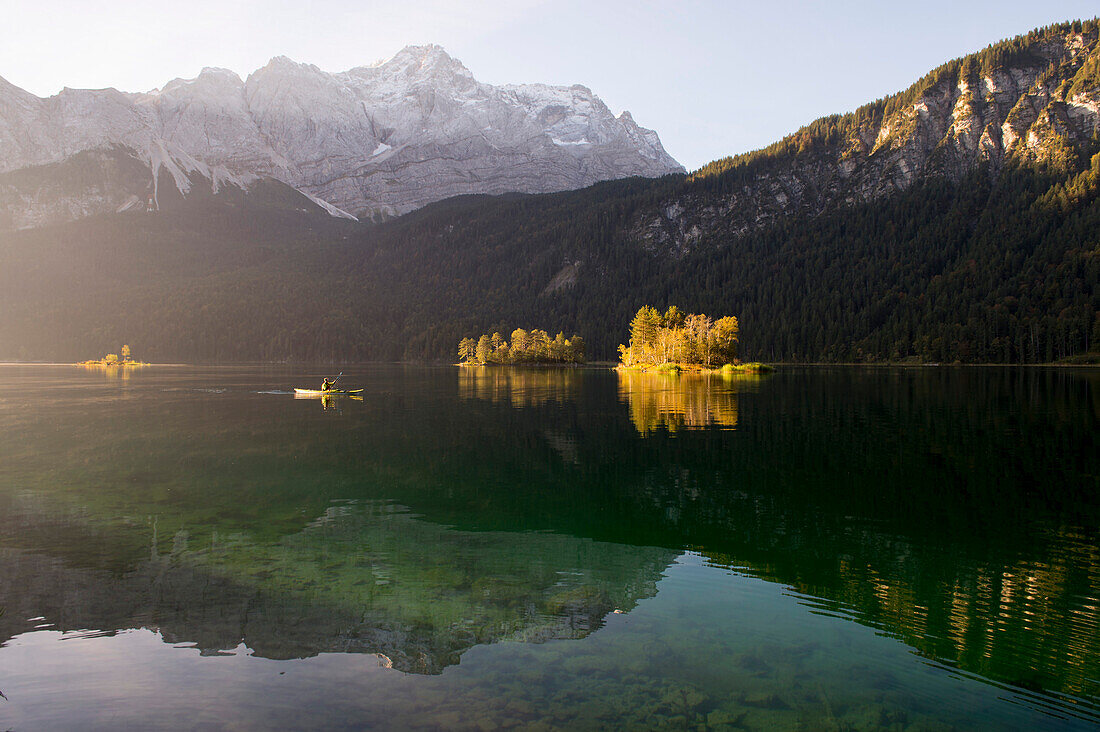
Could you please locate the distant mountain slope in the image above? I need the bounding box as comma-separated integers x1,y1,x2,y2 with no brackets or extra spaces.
0,21,1097,364
0,45,682,229
637,19,1100,252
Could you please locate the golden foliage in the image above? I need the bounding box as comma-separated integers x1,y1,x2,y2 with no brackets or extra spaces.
617,371,742,436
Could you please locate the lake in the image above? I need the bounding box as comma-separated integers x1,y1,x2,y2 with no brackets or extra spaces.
0,364,1097,730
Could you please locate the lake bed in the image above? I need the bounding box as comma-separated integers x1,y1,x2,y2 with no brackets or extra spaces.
0,364,1097,730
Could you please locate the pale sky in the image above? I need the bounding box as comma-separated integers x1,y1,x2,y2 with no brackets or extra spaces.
3,0,1097,170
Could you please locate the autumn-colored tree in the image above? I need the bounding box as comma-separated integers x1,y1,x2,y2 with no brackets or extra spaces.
619,306,739,367
510,328,530,360
458,338,476,363
685,314,713,366
457,326,584,366
630,306,660,351
531,329,551,360
712,316,740,363
663,305,685,330
550,332,569,361
490,332,508,363
475,335,492,364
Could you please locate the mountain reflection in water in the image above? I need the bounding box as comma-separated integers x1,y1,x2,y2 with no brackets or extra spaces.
0,498,672,674
0,365,1097,728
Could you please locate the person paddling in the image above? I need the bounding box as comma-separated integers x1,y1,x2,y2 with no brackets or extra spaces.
321,377,339,392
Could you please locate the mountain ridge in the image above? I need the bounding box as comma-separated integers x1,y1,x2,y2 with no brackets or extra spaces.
0,45,682,228
0,20,1097,365
630,20,1100,258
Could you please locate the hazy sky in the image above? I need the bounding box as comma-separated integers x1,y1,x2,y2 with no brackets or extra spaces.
3,0,1098,170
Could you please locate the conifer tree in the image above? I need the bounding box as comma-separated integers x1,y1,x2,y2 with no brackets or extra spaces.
511,329,530,360
458,337,476,363
570,335,586,363
475,335,492,364
619,307,740,367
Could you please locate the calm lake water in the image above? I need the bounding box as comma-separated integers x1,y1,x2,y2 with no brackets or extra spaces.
0,364,1097,730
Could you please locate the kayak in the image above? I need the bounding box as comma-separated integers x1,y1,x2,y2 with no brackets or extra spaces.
294,388,364,396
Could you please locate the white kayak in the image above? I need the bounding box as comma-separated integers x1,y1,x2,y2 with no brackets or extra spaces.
294,388,364,396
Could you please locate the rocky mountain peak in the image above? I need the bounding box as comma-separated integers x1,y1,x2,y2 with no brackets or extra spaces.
0,45,683,228
388,44,467,72
259,55,310,71
344,44,478,97
247,56,331,87
198,67,243,83
156,67,244,98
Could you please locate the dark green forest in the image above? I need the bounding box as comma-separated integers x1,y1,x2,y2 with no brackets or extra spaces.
0,20,1098,364
1,151,1096,364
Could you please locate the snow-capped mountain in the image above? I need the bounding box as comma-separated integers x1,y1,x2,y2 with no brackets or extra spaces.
0,45,683,228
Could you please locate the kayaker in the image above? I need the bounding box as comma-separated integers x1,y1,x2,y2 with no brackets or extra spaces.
321,377,338,392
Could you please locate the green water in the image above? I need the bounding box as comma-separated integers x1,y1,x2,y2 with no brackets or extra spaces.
0,364,1097,730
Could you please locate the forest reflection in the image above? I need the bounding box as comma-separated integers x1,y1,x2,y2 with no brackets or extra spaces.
458,366,582,407
77,363,134,380
696,520,1100,704
1,365,1097,715
617,370,747,434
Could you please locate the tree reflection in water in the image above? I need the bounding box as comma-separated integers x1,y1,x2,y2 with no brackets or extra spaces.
0,365,1097,726
458,366,582,408
617,370,755,434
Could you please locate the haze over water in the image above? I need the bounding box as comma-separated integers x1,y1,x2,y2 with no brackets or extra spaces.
0,364,1097,729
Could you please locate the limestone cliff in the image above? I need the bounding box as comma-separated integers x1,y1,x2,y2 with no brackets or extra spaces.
632,23,1100,255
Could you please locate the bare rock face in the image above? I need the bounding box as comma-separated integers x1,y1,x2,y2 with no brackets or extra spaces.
629,28,1100,257
0,45,683,229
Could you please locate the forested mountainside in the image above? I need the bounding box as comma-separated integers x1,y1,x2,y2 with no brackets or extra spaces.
0,21,1098,364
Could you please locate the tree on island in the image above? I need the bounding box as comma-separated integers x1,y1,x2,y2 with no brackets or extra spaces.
475,335,493,364
457,327,585,365
511,328,529,356
78,343,145,366
619,306,739,368
458,338,477,364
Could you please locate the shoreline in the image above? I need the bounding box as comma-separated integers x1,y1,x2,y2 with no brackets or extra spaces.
0,360,1094,369
617,362,773,375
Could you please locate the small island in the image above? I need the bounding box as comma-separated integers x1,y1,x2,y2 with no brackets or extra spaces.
77,344,149,367
618,306,772,373
458,328,585,365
